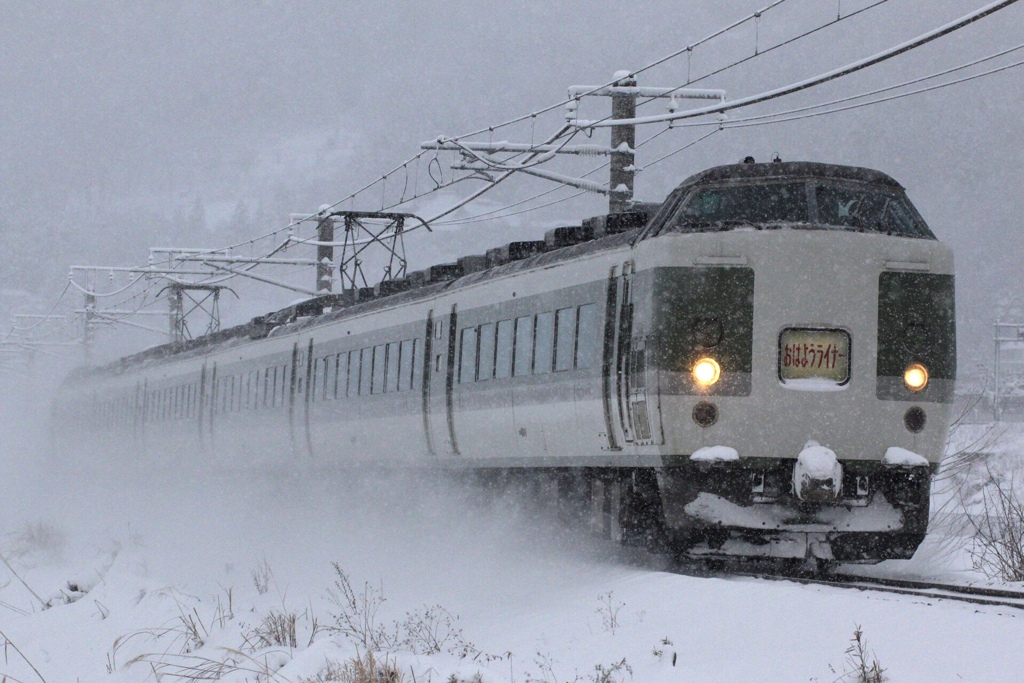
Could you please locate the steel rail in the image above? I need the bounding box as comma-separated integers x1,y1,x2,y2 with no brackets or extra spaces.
727,571,1024,611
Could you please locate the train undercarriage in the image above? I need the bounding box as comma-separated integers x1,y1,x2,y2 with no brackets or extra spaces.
474,458,933,566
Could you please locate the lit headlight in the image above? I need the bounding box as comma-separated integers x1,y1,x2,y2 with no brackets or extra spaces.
692,357,721,387
903,363,929,392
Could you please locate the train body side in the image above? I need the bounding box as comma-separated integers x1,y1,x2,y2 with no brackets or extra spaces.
54,161,957,563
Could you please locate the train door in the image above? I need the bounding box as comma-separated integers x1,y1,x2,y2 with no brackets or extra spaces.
614,262,635,444
301,338,315,458
425,305,460,456
601,267,624,450
611,262,663,446
421,311,436,455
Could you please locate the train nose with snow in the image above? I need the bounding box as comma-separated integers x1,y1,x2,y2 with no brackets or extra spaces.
627,161,954,562
55,160,955,564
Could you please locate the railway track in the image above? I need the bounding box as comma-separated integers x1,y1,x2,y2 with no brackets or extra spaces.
616,547,1024,612
728,571,1024,612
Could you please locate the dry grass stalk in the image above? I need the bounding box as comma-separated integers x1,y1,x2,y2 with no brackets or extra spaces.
299,650,405,683
325,564,397,652
0,626,49,683
963,464,1024,581
245,609,299,650
834,625,886,683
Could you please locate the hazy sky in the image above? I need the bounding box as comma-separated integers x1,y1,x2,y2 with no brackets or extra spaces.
1,0,1022,364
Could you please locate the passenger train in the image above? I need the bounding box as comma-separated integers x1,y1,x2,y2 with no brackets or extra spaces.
55,160,956,564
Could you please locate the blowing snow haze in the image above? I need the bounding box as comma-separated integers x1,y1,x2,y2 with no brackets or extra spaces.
1,0,1022,364
4,4,1024,682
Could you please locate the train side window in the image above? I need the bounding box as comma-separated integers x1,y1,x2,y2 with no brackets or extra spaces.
317,357,327,401
575,303,597,369
399,339,415,391
513,315,533,377
280,365,289,406
346,351,358,397
410,339,420,390
385,341,400,393
495,320,513,379
360,348,373,396
458,328,478,384
324,357,333,401
534,312,554,375
478,323,496,381
309,359,319,402
334,353,345,398
554,307,576,372
372,344,386,394
629,348,646,392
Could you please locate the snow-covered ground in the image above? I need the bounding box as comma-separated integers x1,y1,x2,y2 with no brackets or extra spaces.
3,397,1024,682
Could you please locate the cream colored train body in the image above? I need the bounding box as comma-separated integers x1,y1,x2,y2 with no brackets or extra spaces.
57,161,956,562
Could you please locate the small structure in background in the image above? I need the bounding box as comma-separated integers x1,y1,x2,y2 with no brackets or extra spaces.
994,322,1024,421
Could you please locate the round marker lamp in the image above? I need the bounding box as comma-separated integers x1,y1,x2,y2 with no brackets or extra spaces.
903,363,929,392
692,357,721,387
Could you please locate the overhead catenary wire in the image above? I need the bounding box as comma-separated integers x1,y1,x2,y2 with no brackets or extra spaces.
7,0,882,316
652,42,1024,131
433,0,1015,230
439,40,1024,228
720,50,1024,129
432,0,794,145
438,126,718,227
3,282,71,341
572,0,1022,130
9,0,1020,345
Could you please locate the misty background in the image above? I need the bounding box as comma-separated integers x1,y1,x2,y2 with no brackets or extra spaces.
1,0,1022,371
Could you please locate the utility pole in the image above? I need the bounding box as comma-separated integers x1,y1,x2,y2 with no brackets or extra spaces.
169,285,185,344
609,70,637,214
316,207,334,294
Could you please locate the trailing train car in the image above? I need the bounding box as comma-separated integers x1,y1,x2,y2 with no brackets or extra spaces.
55,160,956,564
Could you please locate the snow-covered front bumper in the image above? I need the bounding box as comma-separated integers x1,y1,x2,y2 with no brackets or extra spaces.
657,455,934,562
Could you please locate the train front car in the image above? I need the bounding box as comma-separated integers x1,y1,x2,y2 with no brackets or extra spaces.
633,161,954,563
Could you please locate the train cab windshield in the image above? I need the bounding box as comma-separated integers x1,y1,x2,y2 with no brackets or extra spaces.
665,179,935,239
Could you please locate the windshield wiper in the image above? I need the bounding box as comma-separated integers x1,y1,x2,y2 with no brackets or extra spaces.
675,218,759,231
